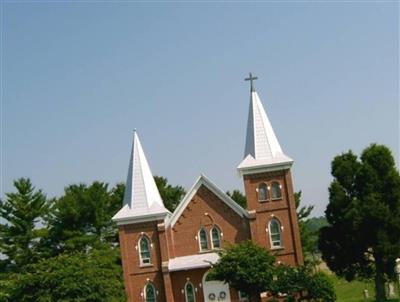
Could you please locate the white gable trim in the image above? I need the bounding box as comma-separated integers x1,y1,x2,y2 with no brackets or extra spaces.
168,174,249,227
238,161,293,176
113,210,170,226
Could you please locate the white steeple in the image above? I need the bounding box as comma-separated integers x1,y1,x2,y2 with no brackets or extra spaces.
238,74,293,174
112,131,169,225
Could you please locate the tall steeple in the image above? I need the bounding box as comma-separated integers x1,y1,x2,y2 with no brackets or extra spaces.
238,74,293,174
112,131,169,225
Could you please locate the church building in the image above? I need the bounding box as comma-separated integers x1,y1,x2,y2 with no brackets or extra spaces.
112,74,303,302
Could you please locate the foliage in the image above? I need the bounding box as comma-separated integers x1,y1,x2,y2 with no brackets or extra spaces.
318,144,400,302
0,178,48,272
210,241,336,301
44,181,122,255
1,247,125,302
209,241,275,298
305,271,336,302
0,175,186,301
271,266,336,302
306,216,328,233
154,176,186,212
294,191,316,259
226,190,247,208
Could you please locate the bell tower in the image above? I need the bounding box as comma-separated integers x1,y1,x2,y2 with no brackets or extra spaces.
238,74,303,266
112,131,174,302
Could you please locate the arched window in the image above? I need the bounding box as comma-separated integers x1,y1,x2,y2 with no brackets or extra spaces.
144,283,156,302
139,236,151,265
258,183,269,202
269,219,282,248
271,182,282,200
211,226,221,249
185,282,196,302
199,228,208,251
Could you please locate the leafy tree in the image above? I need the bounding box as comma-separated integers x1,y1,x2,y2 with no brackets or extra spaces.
1,247,125,302
226,190,247,208
45,181,122,255
154,176,185,212
210,241,335,302
209,241,275,301
319,144,400,301
305,271,336,302
271,265,336,302
0,178,48,272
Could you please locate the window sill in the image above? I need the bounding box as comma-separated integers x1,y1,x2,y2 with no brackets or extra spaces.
198,250,213,254
271,246,284,251
258,199,269,203
139,263,153,268
271,198,282,201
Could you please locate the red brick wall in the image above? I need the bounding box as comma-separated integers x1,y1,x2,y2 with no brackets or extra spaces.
170,184,251,257
243,169,304,266
118,170,303,301
118,221,166,301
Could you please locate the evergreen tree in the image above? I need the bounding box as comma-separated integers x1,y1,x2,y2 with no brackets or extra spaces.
154,176,185,212
294,191,318,267
226,190,247,208
0,178,48,272
319,144,400,301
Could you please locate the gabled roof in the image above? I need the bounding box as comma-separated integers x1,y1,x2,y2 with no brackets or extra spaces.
112,131,169,225
168,174,249,227
238,89,293,174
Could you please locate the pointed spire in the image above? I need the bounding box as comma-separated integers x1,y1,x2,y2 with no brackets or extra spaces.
238,76,293,174
112,131,169,224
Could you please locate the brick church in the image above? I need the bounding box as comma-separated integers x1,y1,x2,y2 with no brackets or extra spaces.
112,74,303,302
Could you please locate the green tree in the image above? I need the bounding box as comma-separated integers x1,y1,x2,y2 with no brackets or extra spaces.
0,178,48,272
154,176,185,212
1,247,125,302
209,241,276,301
294,191,319,268
45,181,122,255
271,265,336,302
226,190,247,208
318,144,400,301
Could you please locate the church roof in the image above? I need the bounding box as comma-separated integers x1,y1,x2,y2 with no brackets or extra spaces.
168,174,249,227
238,85,293,174
112,131,169,225
168,252,219,272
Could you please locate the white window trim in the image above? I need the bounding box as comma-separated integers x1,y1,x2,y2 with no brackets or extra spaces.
268,219,283,248
198,228,209,252
210,226,222,250
184,281,196,302
144,283,156,302
139,235,151,265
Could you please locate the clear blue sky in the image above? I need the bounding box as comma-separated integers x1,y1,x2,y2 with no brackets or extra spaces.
2,2,399,216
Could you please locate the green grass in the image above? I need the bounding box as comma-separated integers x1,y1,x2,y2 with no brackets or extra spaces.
327,273,400,302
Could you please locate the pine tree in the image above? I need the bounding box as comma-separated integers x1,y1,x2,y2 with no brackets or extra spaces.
0,178,48,272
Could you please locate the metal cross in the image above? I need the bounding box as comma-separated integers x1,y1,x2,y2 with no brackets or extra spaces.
245,72,258,92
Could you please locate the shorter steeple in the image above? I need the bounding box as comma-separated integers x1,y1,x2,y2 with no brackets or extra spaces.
238,74,293,174
112,131,169,225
